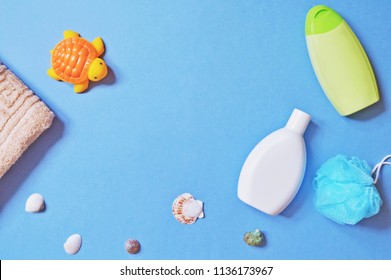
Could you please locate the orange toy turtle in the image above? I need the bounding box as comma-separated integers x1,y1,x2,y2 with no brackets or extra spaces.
48,30,108,93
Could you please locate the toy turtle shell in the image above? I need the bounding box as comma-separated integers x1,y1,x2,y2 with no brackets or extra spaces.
48,30,108,93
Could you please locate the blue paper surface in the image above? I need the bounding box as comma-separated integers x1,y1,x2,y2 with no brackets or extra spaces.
0,0,390,260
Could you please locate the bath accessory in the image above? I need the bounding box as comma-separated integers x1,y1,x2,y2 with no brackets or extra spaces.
238,109,311,215
313,154,389,225
0,63,54,179
305,5,379,116
48,30,108,93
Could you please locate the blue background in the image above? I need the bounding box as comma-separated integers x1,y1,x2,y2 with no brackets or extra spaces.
0,0,390,260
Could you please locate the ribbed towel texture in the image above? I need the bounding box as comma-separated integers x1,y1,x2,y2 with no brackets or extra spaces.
0,63,55,179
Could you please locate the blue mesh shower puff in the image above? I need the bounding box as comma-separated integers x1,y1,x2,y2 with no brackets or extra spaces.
313,154,382,225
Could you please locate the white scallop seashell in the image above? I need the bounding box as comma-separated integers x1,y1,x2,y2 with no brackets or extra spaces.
64,234,82,255
25,193,45,213
172,193,204,224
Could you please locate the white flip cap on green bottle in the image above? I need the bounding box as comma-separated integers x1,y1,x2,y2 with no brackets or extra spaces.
285,109,311,135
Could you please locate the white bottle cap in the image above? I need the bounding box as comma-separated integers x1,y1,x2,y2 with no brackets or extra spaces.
285,109,311,135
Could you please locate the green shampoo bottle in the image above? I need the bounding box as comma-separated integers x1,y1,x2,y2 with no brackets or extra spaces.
305,5,379,116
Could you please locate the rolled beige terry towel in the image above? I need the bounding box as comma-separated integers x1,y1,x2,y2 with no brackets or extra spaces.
0,63,55,179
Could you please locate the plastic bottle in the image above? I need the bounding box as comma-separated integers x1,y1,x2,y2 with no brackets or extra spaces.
237,109,311,215
305,5,379,116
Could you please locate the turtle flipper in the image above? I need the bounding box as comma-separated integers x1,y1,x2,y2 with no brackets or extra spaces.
48,68,60,80
74,80,89,93
64,30,79,39
91,37,105,56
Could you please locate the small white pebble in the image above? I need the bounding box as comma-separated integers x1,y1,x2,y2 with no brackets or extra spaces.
64,234,82,255
25,193,45,213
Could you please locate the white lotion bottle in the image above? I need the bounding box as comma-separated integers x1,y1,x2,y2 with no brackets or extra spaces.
238,109,311,215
